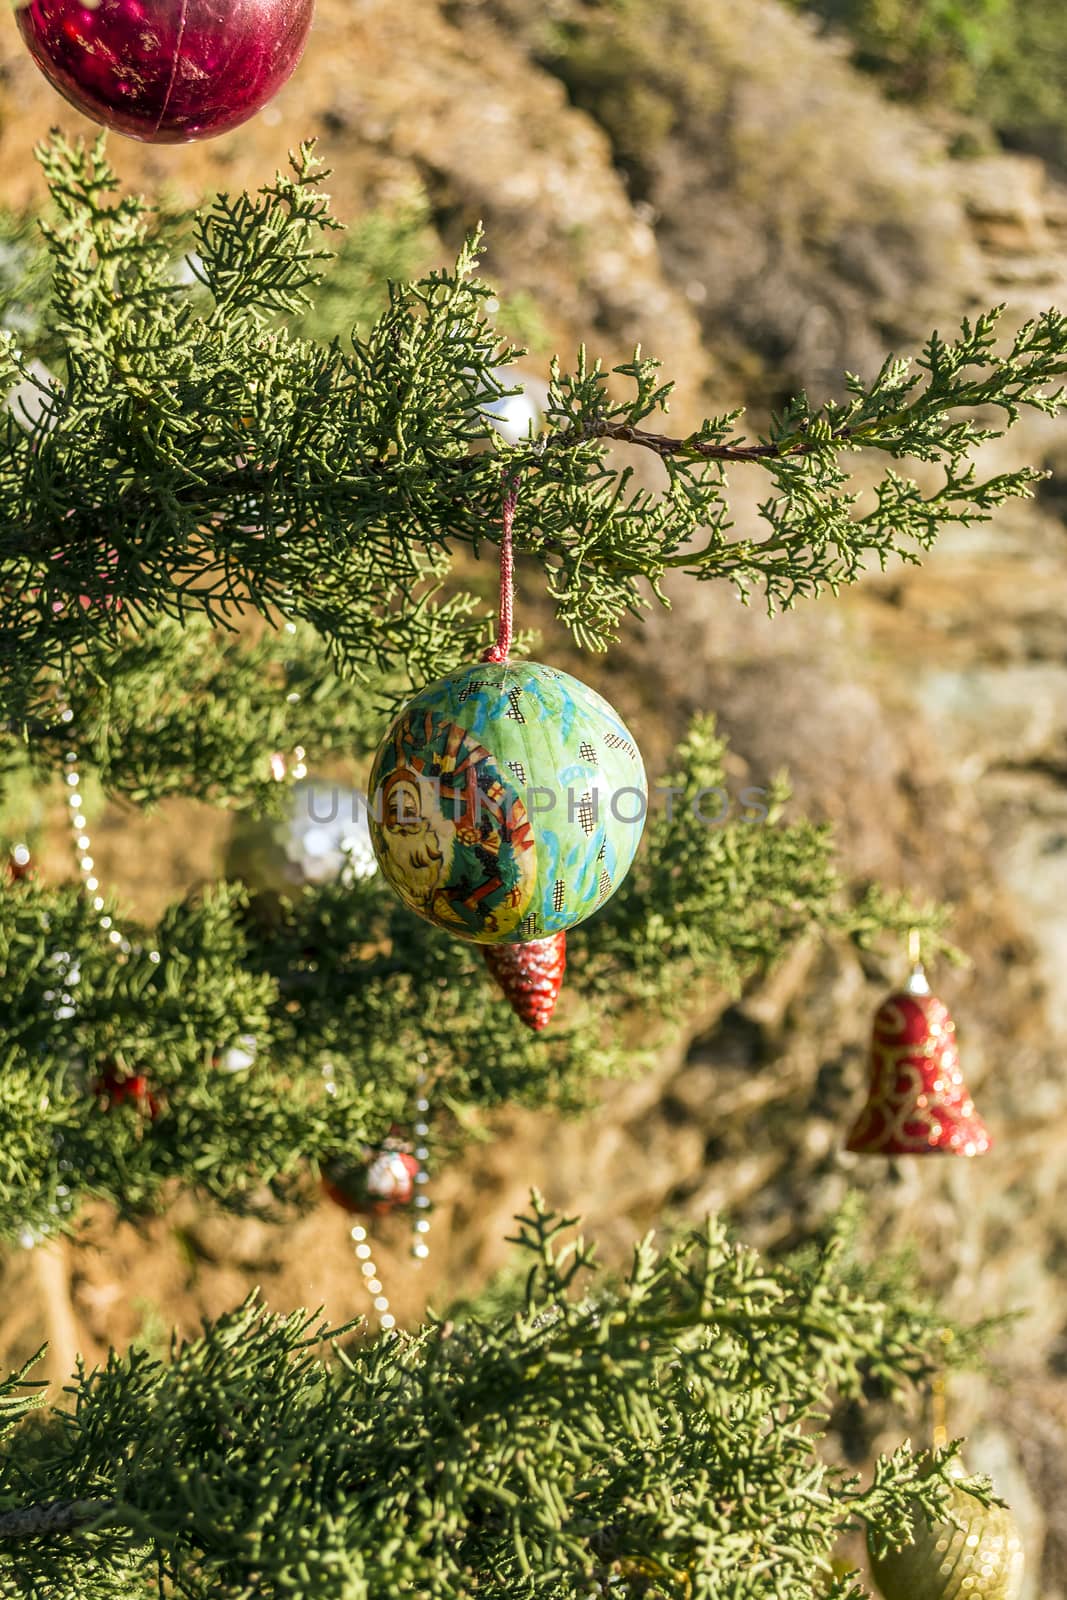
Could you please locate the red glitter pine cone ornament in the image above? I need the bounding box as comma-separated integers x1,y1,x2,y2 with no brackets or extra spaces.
846,968,990,1158
482,932,567,1031
15,0,314,144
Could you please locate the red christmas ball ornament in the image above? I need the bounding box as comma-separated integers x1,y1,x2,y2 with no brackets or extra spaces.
483,932,567,1031
93,1061,161,1118
846,967,990,1158
15,0,314,144
322,1138,420,1217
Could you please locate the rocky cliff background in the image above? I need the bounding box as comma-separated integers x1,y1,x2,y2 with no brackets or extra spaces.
3,0,1067,1591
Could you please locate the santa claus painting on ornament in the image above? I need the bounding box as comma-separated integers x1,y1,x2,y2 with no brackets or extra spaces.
370,711,538,941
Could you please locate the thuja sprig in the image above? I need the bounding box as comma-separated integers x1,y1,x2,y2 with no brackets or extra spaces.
9,616,393,811
540,304,1067,615
0,1201,989,1600
564,308,1067,464
2,136,1066,727
0,714,943,1243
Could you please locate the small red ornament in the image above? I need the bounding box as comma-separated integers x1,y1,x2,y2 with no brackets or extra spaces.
322,1137,420,1217
482,932,567,1031
15,0,314,144
7,845,34,883
93,1061,161,1119
846,968,990,1158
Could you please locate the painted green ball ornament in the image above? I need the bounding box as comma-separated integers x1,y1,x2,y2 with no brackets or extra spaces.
869,1463,1024,1600
368,660,646,943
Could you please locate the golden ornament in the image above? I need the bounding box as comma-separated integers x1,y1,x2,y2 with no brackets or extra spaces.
869,1463,1024,1600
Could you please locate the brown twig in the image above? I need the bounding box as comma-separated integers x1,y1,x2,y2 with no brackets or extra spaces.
0,1498,113,1539
563,420,814,462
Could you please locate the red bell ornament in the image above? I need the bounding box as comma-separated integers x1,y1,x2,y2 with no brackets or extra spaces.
846,967,990,1158
15,0,314,144
483,932,567,1031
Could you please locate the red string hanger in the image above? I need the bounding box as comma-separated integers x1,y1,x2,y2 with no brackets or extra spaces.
482,472,519,665
473,474,566,1025
366,466,647,954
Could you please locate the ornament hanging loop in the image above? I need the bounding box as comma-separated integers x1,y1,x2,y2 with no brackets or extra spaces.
930,1328,953,1451
482,472,519,664
906,926,929,997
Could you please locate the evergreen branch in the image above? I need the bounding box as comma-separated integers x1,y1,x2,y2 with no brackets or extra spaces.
2,138,1066,729
0,1348,49,1444
8,617,399,811
0,715,941,1241
568,306,1067,464
0,102,1039,1600
0,1206,986,1599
